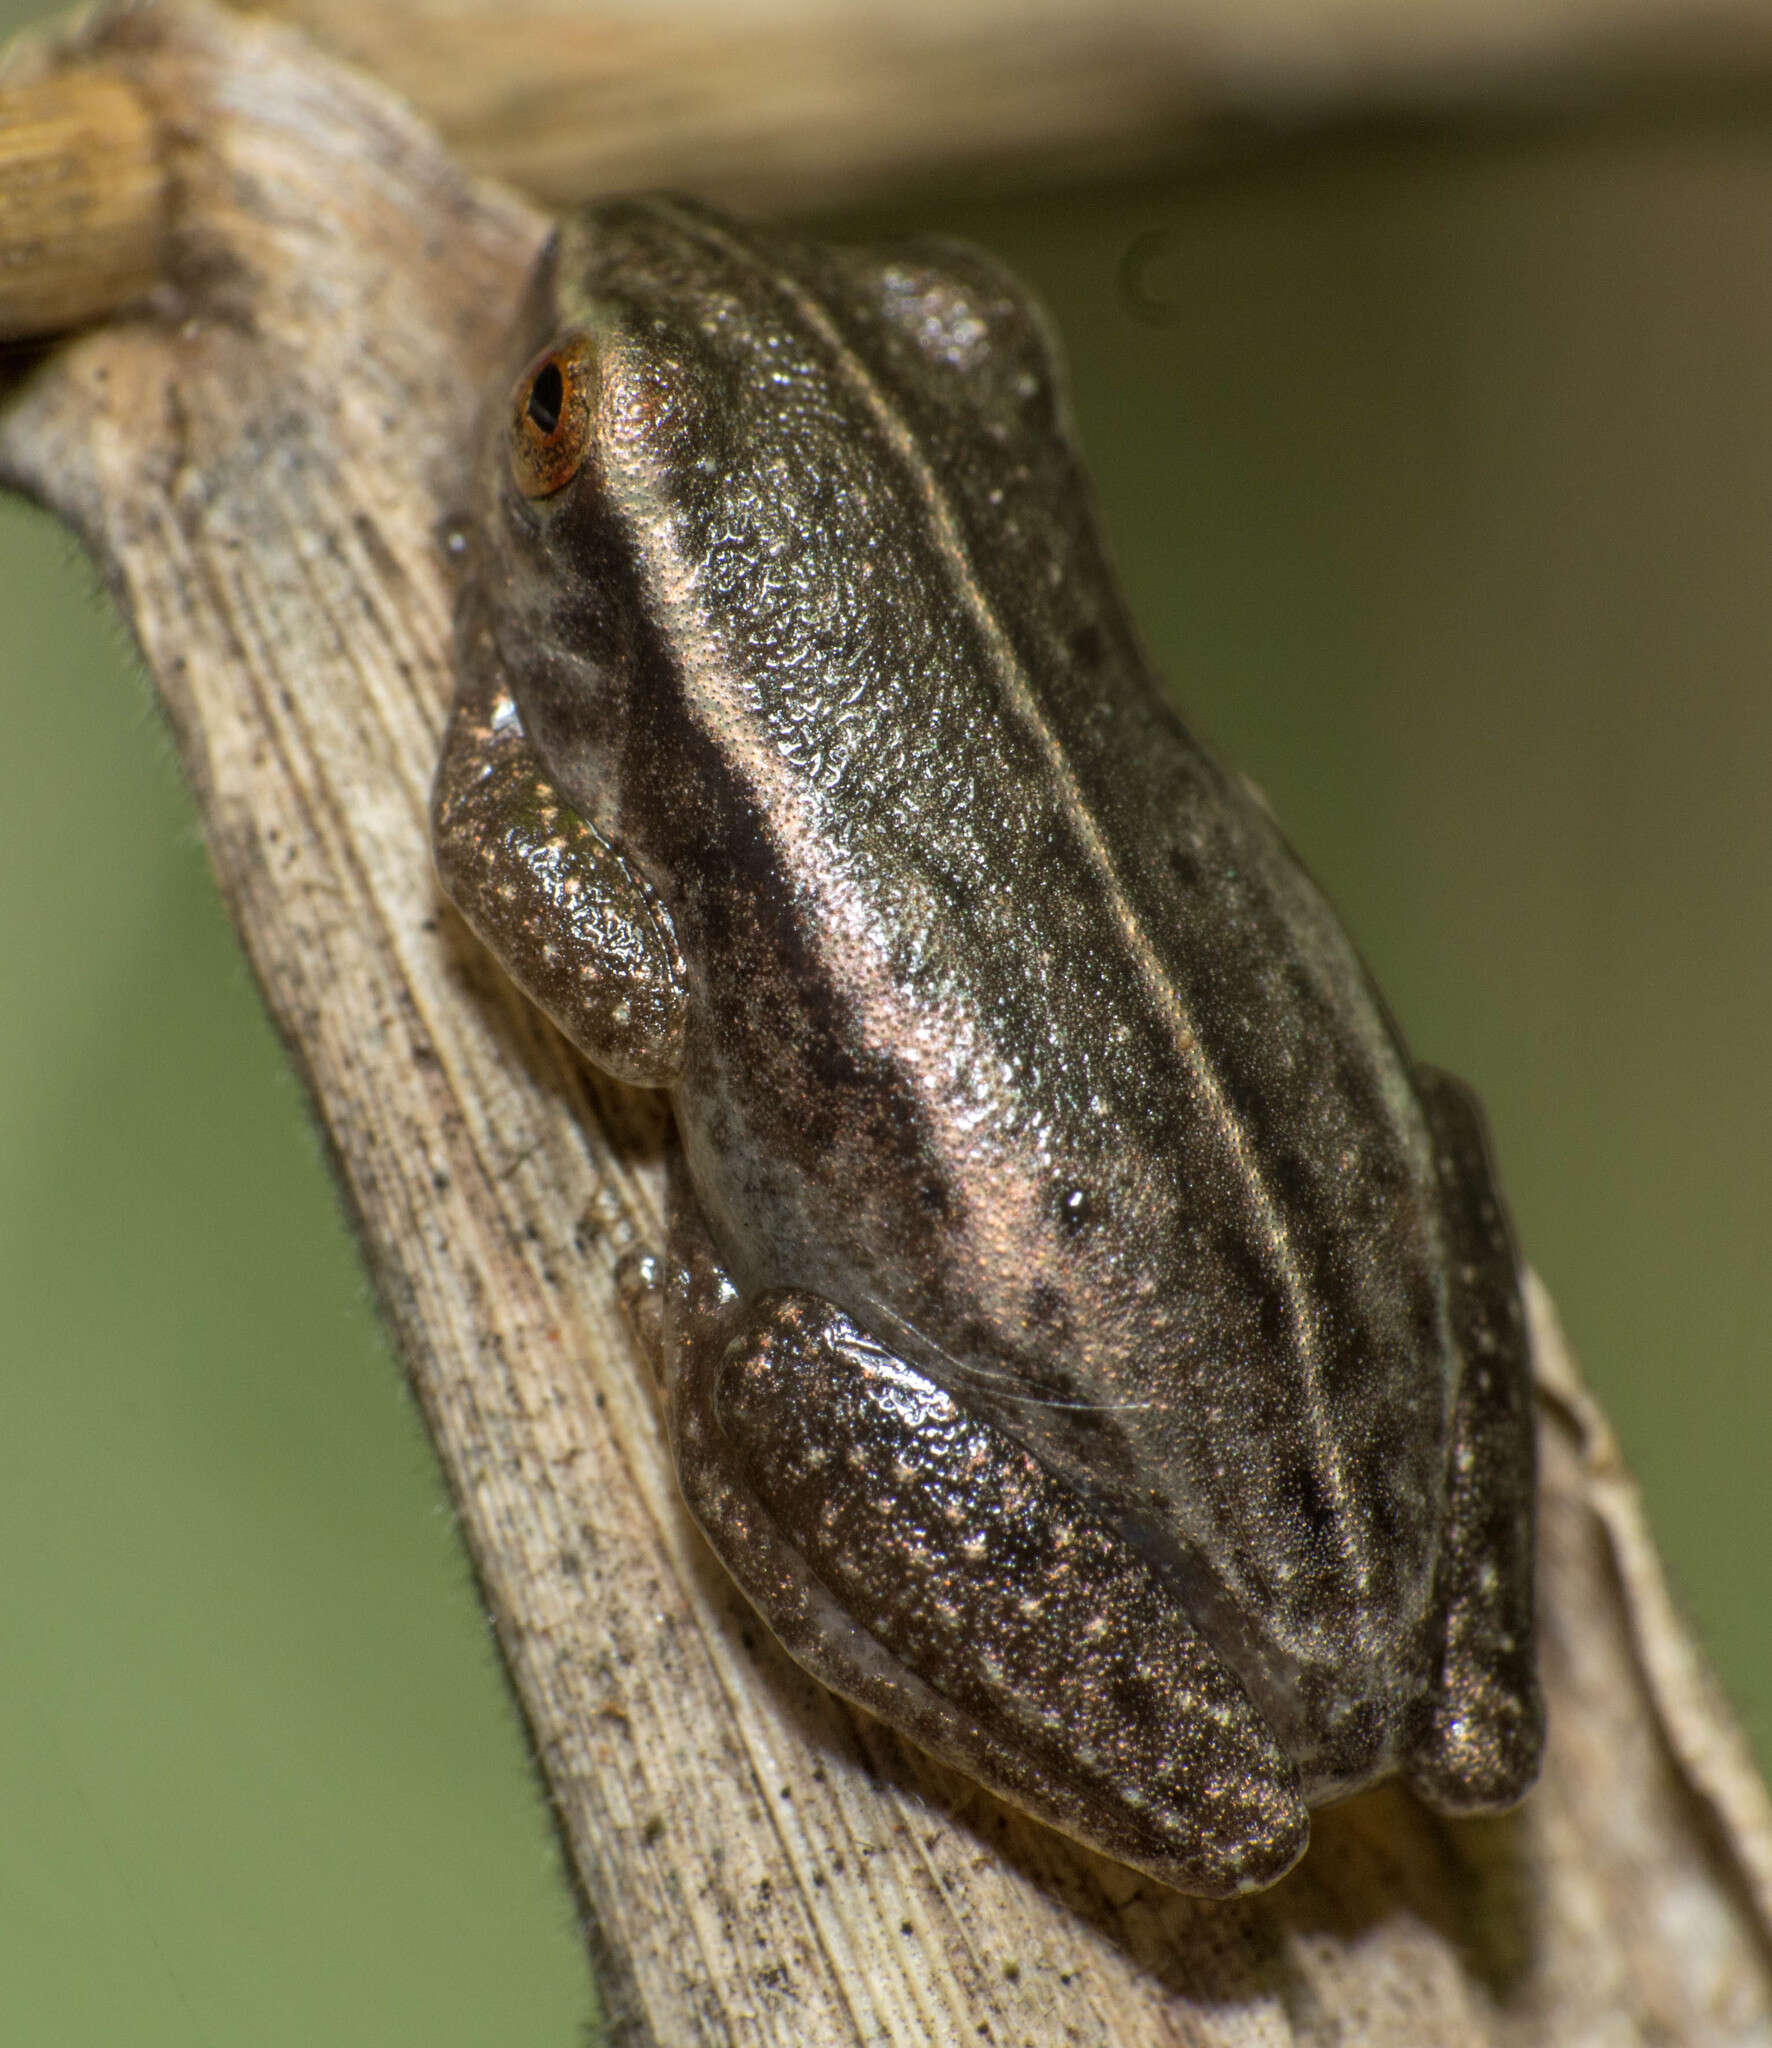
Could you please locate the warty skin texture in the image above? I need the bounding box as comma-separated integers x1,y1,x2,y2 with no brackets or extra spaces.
432,194,1543,1895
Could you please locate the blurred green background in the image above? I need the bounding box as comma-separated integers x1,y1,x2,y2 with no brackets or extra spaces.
4,10,1770,2040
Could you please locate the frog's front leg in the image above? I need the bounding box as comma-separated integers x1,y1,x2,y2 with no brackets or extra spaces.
431,655,686,1086
648,1206,1309,1897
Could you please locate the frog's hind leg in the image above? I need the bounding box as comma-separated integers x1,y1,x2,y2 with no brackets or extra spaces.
653,1209,1308,1897
1407,1067,1546,1814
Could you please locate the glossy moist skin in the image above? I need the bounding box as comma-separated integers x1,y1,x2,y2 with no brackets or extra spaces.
432,194,1543,1897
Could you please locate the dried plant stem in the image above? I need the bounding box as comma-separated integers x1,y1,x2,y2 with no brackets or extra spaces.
0,71,167,334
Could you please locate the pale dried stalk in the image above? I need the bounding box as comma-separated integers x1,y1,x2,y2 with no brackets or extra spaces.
4,5,1771,2043
254,0,1772,216
7,0,1770,335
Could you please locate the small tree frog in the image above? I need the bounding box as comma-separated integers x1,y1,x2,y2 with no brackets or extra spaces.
432,195,1543,1896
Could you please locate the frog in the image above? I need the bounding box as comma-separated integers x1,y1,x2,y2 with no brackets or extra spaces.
431,193,1544,1899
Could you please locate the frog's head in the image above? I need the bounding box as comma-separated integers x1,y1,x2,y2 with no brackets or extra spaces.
470,192,1088,860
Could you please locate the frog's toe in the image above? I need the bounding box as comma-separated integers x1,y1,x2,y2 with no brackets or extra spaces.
1410,1673,1545,1814
1142,1768,1309,1898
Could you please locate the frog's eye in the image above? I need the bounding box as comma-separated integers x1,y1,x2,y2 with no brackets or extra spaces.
509,338,598,499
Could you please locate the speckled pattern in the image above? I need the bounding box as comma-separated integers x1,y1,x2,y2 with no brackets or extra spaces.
431,194,1543,1894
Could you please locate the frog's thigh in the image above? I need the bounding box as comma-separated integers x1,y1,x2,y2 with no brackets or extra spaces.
668,1286,1308,1896
431,668,685,1086
1409,1066,1547,1812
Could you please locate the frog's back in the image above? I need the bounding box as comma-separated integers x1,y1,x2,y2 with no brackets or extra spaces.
555,199,1464,1782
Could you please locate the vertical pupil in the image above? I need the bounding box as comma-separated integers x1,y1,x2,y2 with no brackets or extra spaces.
526,361,565,435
